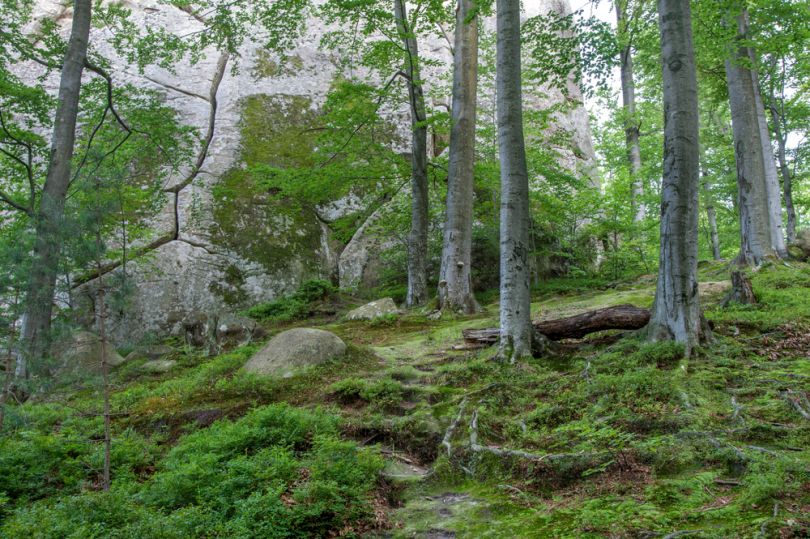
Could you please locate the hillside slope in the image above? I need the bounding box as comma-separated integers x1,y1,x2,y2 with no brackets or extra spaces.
1,262,809,537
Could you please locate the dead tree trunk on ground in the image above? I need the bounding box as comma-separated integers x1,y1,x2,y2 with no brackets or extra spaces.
462,304,651,344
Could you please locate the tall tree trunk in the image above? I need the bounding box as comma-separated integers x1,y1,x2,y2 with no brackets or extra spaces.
724,13,774,265
497,0,534,361
768,84,797,243
646,0,702,354
19,0,92,375
396,0,429,307
615,0,645,223
438,0,479,314
747,38,787,257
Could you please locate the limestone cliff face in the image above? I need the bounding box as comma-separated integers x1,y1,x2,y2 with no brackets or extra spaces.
28,0,598,344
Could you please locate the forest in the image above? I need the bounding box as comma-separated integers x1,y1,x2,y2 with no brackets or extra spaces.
0,0,809,536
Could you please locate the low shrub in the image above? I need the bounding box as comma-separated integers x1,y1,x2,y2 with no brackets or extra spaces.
1,404,384,538
246,279,336,322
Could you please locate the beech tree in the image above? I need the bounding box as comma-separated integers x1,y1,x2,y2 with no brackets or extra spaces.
437,0,480,314
645,0,702,353
497,0,534,361
724,15,770,264
724,8,786,264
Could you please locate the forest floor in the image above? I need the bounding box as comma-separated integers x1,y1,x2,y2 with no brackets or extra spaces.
1,261,809,538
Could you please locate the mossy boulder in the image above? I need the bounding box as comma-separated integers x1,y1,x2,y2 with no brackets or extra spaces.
243,328,347,378
345,298,400,321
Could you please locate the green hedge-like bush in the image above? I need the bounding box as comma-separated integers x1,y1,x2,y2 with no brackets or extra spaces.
246,279,336,322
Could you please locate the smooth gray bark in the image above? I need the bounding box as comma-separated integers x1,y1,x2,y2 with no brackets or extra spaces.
20,0,92,375
438,0,479,314
725,13,774,265
396,0,429,307
497,0,534,361
615,0,645,223
646,0,702,354
769,103,796,243
748,43,787,258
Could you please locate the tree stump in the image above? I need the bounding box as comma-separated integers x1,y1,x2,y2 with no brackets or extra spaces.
721,271,756,307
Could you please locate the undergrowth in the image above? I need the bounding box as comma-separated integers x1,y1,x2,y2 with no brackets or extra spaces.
1,264,809,537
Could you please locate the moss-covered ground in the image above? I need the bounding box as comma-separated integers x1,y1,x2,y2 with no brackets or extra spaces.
1,261,809,537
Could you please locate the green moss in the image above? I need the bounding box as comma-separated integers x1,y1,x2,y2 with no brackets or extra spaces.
251,51,306,80
209,95,325,278
208,264,249,306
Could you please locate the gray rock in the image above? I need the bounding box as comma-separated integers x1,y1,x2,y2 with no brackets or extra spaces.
345,298,400,321
338,208,396,290
31,0,596,346
51,331,125,373
182,311,267,353
216,313,266,350
182,311,215,348
140,359,178,374
242,328,347,378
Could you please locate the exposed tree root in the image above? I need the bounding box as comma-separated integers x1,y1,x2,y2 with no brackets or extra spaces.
468,408,603,463
755,502,779,539
442,397,467,456
781,389,810,420
730,395,745,425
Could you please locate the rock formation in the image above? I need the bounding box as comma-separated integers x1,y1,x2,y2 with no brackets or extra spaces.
23,0,599,345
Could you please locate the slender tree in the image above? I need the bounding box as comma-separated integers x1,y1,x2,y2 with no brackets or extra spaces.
20,0,92,374
701,166,722,260
767,71,797,243
646,0,703,353
394,0,430,307
615,0,645,224
497,0,534,361
438,0,479,314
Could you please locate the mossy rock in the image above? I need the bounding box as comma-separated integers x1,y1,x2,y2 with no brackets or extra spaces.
242,328,347,378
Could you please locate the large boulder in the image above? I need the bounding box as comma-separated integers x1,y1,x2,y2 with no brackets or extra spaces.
345,298,400,321
52,331,125,374
242,328,347,378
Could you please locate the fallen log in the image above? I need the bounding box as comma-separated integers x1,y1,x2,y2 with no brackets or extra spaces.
462,304,650,344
